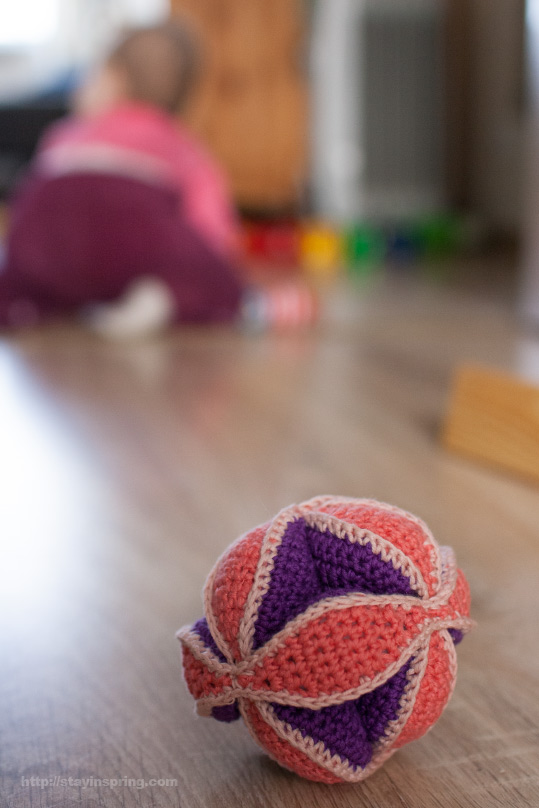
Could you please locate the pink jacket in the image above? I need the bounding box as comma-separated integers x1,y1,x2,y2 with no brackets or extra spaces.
36,103,240,259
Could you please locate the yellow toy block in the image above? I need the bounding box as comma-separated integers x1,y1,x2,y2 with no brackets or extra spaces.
300,224,342,277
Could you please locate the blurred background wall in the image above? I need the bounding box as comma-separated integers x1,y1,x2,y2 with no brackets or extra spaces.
0,0,530,238
0,0,170,101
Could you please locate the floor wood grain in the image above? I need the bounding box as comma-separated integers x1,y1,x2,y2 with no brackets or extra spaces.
1,261,538,807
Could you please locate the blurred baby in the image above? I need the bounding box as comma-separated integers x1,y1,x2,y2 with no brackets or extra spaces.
0,20,315,335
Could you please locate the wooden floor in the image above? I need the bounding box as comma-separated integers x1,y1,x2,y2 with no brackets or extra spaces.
1,257,539,808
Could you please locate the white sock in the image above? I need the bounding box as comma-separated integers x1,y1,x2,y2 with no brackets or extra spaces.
83,277,176,339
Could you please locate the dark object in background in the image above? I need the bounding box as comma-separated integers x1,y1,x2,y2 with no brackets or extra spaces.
0,89,69,199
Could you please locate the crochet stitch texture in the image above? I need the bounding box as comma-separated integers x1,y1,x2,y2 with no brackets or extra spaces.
177,496,473,783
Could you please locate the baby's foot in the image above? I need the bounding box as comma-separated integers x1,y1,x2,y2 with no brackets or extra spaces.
83,277,176,339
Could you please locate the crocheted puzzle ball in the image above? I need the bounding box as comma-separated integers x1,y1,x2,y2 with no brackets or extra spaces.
177,496,473,784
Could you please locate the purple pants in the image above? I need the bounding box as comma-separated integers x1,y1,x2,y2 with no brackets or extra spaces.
0,172,245,327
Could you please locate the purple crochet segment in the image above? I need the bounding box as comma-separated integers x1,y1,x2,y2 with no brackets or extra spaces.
211,702,241,722
448,628,464,645
251,519,417,649
196,516,461,765
193,618,242,722
272,661,411,769
250,517,418,767
193,617,226,662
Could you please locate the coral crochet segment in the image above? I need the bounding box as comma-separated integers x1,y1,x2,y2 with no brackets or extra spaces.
177,496,473,783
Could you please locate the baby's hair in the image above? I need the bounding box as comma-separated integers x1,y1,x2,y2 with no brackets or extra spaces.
108,19,201,115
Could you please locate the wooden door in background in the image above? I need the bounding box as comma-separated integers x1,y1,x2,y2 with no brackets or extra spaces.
172,0,308,212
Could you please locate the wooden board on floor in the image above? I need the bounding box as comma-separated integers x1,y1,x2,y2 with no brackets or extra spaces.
442,363,539,483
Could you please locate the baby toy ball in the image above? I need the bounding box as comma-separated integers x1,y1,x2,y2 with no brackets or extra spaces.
177,496,473,783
